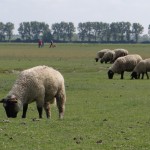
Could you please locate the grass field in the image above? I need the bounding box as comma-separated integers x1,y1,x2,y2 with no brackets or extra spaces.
0,43,150,150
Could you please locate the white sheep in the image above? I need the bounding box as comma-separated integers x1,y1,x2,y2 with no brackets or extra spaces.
108,54,142,79
95,49,110,62
0,65,66,119
131,58,150,79
112,48,129,62
100,50,115,63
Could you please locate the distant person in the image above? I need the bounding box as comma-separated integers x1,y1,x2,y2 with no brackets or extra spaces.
49,40,56,48
38,39,42,48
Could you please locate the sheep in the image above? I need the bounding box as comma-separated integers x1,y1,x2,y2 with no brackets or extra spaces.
112,48,129,62
131,58,150,79
108,54,142,79
95,49,110,62
100,49,128,64
100,50,115,64
0,65,66,119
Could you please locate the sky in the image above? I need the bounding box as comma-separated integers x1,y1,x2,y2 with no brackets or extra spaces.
0,0,149,34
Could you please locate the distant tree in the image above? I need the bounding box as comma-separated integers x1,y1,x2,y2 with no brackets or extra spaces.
98,22,110,42
0,22,5,41
125,22,131,42
139,34,150,42
66,22,75,41
148,25,150,36
110,22,119,41
103,23,111,42
117,22,126,41
78,22,87,41
18,22,29,40
1,20,147,43
24,22,32,40
5,22,14,41
85,22,93,42
18,21,51,41
52,22,75,41
18,23,24,40
132,23,144,42
59,22,68,41
31,21,43,40
43,30,52,42
52,23,61,41
92,22,99,42
30,21,50,40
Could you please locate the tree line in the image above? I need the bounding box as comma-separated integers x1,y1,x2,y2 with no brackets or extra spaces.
0,21,149,43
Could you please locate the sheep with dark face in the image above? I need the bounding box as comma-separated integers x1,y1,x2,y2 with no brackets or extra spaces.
131,58,150,79
100,50,115,63
108,54,142,79
95,49,111,62
0,66,66,119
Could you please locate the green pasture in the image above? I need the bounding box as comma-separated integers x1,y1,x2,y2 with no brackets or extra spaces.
0,43,150,149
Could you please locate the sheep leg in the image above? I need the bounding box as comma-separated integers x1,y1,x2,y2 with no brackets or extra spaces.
138,73,140,79
120,71,124,79
22,103,28,118
37,106,43,118
146,72,149,79
141,73,144,79
56,94,65,119
44,102,51,118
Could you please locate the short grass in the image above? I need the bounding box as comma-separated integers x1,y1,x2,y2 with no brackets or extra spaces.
0,43,150,149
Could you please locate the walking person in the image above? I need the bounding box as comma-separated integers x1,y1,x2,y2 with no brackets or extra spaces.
38,39,42,48
49,40,56,48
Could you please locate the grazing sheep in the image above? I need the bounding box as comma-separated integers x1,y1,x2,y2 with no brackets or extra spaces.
100,50,115,64
131,58,150,79
0,66,66,119
108,54,142,79
113,49,129,62
95,49,110,62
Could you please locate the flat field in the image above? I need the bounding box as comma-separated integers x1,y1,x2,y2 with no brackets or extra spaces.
0,43,150,150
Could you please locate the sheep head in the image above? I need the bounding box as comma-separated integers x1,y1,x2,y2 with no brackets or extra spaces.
108,70,114,79
95,58,98,62
0,95,19,118
100,59,104,63
131,72,138,79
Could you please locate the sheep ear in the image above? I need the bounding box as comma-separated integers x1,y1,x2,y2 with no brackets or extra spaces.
0,99,6,103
